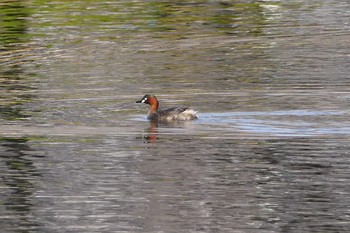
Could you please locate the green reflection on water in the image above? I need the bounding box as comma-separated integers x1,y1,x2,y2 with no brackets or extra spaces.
0,1,31,46
0,1,35,121
29,0,273,39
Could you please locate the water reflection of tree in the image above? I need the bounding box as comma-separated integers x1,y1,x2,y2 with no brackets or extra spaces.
0,1,34,121
0,1,29,46
0,137,41,230
0,1,40,230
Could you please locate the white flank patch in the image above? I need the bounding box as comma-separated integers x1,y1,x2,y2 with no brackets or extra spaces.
177,109,198,120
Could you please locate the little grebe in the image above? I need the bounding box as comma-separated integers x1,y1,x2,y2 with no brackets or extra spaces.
136,94,198,121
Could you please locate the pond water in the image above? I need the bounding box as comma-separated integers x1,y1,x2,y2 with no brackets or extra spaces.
1,0,350,232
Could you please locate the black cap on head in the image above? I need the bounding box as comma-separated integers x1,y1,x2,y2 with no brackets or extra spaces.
136,94,152,103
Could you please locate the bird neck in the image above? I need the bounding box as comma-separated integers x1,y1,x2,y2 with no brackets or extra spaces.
148,99,159,114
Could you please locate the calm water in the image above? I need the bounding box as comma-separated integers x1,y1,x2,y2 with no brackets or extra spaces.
1,0,350,232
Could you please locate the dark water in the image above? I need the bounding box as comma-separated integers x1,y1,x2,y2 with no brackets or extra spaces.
1,0,350,232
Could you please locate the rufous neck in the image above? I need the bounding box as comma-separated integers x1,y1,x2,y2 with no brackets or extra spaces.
148,101,159,113
148,97,159,114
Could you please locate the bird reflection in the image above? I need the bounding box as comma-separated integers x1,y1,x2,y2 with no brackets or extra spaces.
143,121,159,143
139,120,195,144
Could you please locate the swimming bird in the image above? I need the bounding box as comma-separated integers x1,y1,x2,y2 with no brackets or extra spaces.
136,94,198,122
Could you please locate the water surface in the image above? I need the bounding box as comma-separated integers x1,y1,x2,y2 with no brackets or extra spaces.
1,0,350,232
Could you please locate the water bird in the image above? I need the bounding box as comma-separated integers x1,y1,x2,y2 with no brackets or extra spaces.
136,94,198,122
